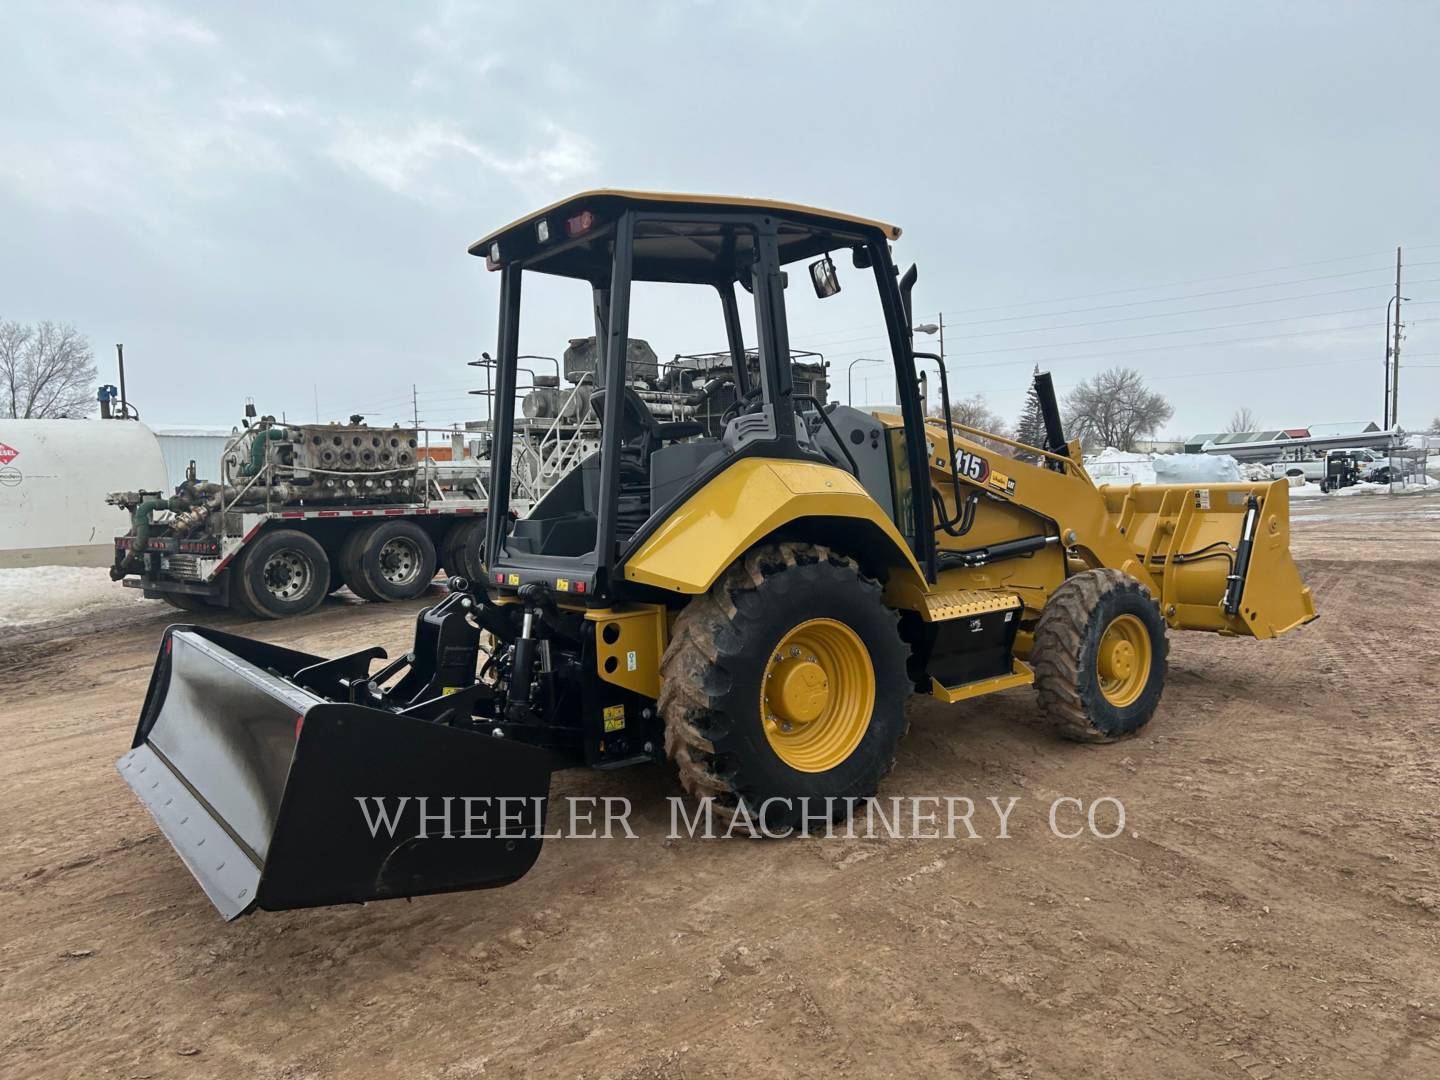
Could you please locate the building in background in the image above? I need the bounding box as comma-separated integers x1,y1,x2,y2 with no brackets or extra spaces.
152,426,235,487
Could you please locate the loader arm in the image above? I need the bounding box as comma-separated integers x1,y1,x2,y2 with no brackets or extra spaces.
914,417,1315,639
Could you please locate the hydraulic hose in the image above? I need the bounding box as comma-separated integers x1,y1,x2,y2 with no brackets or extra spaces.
243,427,288,476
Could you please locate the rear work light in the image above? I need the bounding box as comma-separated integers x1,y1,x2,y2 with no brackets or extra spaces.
486,241,502,271
535,219,551,243
565,210,594,238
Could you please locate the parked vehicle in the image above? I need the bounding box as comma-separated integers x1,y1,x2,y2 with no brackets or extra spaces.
1270,447,1385,485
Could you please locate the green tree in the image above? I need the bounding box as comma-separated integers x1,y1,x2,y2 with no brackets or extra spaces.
1014,365,1047,460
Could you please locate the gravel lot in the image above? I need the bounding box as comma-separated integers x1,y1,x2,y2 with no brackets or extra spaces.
2,492,1438,1079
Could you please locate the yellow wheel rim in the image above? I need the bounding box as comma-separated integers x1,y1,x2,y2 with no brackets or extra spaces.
1096,613,1152,708
761,618,875,773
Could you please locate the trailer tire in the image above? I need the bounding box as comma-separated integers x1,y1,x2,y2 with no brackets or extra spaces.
659,543,911,833
162,593,210,612
232,529,330,620
440,517,486,583
344,520,437,602
339,527,382,601
1031,568,1168,742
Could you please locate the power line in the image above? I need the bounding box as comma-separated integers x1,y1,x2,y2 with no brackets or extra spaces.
942,278,1440,341
939,249,1425,315
939,262,1440,328
797,282,1440,353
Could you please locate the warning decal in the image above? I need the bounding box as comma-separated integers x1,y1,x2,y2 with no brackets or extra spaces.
0,443,18,465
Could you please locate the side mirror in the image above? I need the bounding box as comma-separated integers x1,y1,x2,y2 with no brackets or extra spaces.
809,255,841,299
851,245,873,270
244,400,257,419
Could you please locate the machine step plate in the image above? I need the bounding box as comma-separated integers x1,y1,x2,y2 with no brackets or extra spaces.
920,588,1023,623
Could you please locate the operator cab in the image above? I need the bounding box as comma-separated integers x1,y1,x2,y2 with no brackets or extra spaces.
473,191,934,601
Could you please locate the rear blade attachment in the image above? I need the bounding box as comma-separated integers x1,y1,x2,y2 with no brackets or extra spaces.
118,626,551,920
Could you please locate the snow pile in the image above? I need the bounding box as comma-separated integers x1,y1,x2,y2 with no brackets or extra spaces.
1240,462,1275,482
1085,448,1242,487
1085,448,1156,486
1152,453,1241,484
0,566,153,629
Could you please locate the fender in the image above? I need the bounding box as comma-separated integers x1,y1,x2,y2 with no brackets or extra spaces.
621,457,927,595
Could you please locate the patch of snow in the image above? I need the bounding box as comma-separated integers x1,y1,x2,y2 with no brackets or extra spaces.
1152,453,1241,484
0,566,154,629
1085,447,1156,486
1084,448,1242,486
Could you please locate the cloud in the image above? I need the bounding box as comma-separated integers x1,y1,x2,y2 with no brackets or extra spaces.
87,1,219,50
326,118,596,202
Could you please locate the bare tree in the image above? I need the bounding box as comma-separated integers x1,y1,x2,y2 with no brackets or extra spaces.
1225,406,1260,433
0,320,97,418
1428,416,1440,436
929,393,1011,453
1062,366,1173,451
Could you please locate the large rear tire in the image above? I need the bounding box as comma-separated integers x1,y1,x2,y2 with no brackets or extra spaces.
232,529,330,620
1031,568,1169,742
341,520,437,603
659,543,911,832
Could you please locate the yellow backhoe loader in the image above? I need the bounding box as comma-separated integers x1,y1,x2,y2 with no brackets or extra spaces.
118,192,1315,918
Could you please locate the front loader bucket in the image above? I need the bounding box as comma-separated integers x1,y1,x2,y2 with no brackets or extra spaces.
1099,478,1316,638
118,626,551,920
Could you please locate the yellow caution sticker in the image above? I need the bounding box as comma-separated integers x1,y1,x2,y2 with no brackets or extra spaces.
602,704,626,732
507,573,520,585
442,686,462,696
556,578,569,591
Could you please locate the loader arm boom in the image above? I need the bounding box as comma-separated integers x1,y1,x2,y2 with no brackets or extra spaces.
918,417,1315,639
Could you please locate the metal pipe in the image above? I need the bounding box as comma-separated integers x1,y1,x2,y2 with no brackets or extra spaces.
116,344,127,419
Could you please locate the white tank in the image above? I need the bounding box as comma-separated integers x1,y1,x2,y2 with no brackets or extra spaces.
0,419,167,568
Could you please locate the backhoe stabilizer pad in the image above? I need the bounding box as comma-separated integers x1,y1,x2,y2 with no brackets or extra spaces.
118,627,551,920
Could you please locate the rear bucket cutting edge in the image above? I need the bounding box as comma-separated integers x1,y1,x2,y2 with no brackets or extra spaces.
118,626,553,920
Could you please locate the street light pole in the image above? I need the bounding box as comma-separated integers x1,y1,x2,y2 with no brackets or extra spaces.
847,357,884,405
913,313,944,417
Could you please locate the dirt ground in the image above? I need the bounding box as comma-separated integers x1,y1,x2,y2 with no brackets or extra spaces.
2,493,1439,1080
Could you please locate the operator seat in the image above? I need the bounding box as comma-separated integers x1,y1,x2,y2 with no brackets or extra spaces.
589,387,705,540
590,387,705,467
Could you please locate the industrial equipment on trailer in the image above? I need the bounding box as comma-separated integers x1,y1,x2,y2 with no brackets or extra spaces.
108,406,498,619
118,191,1316,919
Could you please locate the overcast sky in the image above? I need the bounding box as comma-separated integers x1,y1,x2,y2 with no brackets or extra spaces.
3,1,1438,437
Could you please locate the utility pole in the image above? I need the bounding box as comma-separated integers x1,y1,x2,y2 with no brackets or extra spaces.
1390,247,1403,429
412,383,419,429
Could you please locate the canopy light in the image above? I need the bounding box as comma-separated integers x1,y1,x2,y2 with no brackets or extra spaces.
535,219,551,243
485,241,502,271
565,210,595,238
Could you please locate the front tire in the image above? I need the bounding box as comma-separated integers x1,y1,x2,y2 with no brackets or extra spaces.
232,529,330,619
1031,568,1168,742
659,543,911,832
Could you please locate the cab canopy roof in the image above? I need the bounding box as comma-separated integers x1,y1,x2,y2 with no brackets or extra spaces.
468,189,902,283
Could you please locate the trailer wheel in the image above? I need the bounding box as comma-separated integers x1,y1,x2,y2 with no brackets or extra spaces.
1031,568,1169,742
343,520,437,602
440,517,486,583
232,529,330,619
659,543,911,833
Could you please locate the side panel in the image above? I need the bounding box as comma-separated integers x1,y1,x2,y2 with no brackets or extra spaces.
620,457,927,595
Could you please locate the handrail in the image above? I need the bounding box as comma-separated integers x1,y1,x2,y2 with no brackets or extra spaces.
923,415,1076,469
